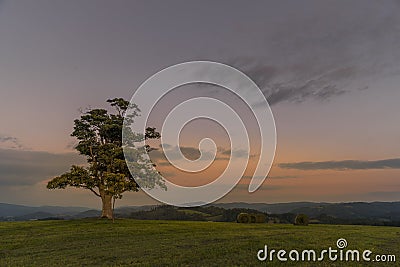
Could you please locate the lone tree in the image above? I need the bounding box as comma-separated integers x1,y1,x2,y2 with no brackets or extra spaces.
47,98,164,219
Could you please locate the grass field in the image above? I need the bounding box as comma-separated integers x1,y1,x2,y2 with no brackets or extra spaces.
0,219,398,266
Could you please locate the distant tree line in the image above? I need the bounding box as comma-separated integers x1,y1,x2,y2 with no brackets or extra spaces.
125,205,400,226
2,204,400,226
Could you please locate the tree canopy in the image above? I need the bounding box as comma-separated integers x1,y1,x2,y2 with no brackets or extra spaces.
47,98,165,219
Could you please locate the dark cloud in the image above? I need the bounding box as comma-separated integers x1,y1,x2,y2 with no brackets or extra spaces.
151,145,209,162
229,59,362,106
265,80,346,106
179,146,201,161
0,135,17,143
226,0,400,106
0,149,85,186
0,134,25,149
220,148,249,158
150,145,254,166
278,158,400,171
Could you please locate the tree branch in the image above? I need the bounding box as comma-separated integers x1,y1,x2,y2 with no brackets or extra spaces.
87,187,101,197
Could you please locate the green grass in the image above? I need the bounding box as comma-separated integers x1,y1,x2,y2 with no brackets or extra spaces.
177,209,211,217
0,219,399,266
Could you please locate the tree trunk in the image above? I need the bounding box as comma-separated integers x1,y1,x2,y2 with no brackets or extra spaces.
100,192,113,219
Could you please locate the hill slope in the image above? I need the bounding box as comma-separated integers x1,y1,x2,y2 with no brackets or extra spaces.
0,219,398,266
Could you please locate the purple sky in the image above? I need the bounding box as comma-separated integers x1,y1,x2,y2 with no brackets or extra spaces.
0,0,399,208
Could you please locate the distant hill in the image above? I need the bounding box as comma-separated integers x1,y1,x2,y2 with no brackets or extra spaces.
74,209,101,219
290,202,400,220
211,202,326,213
1,201,399,225
123,202,400,226
115,205,156,215
14,211,57,221
0,203,89,217
211,202,400,220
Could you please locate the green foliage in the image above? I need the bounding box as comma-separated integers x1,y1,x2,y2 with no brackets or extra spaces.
237,212,266,223
47,98,164,218
255,213,266,223
47,165,94,190
125,206,267,223
249,214,257,223
237,213,250,223
294,213,309,226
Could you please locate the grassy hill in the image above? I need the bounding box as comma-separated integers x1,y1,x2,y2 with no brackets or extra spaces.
0,219,398,266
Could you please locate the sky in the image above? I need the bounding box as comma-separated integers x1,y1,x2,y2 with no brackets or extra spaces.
0,0,399,208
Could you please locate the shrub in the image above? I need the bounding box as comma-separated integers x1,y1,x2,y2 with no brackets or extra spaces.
255,214,266,223
237,213,266,223
249,214,257,223
294,214,309,226
237,213,250,223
